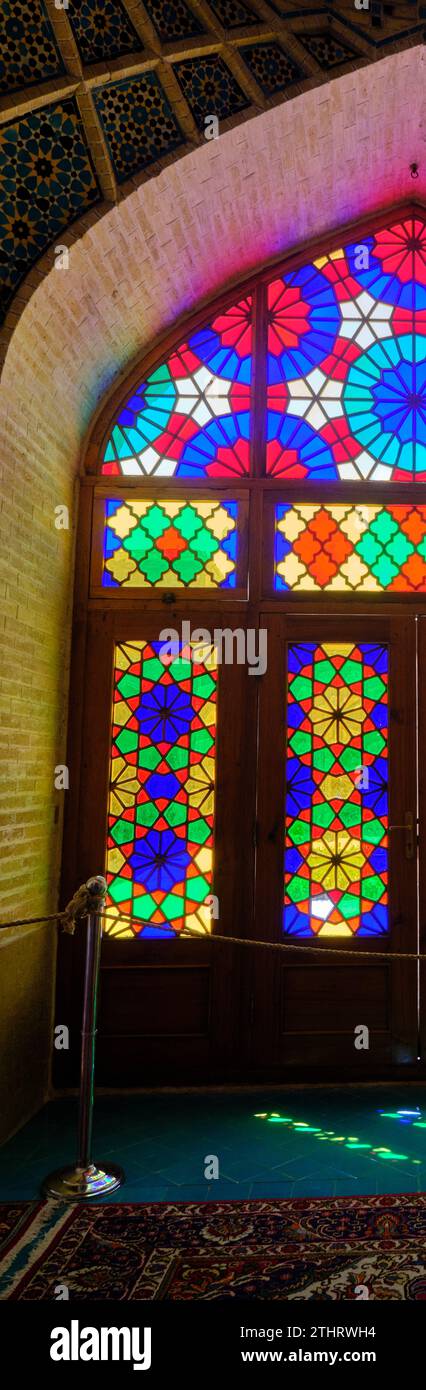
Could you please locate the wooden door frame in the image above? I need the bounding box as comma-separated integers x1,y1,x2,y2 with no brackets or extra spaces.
250,609,420,1080
56,604,258,1085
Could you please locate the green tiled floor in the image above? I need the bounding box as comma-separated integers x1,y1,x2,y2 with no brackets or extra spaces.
1,1087,426,1201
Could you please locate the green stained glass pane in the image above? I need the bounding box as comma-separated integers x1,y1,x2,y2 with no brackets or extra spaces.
288,819,311,846
188,875,210,902
167,746,189,769
164,802,187,827
116,729,138,754
314,659,336,684
340,746,363,772
193,673,215,699
138,748,161,770
312,803,334,829
340,659,362,684
290,731,312,756
109,818,133,855
340,803,362,828
362,875,385,902
188,818,210,845
287,874,309,903
312,747,334,772
174,505,203,540
109,876,133,903
136,803,158,827
290,675,312,701
191,729,214,754
339,893,360,921
117,673,140,698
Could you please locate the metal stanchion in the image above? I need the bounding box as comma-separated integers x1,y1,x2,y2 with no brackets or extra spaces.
42,876,124,1200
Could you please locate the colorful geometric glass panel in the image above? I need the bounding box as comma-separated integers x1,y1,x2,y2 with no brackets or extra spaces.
105,640,217,938
284,643,388,937
275,504,426,591
267,216,426,480
102,298,252,478
103,498,238,588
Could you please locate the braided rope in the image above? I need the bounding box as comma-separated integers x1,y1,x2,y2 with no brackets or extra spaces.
101,911,425,962
1,902,424,962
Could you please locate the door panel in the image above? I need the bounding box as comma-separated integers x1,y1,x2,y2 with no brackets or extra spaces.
251,614,418,1077
56,609,254,1086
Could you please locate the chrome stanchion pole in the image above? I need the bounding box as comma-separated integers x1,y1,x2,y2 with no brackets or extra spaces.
42,876,124,1200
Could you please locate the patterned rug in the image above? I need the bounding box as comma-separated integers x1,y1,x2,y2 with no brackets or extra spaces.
1,1196,426,1300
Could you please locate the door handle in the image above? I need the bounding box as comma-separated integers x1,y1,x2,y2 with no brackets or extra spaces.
388,811,415,860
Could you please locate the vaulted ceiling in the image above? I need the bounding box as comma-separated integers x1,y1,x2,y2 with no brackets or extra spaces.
1,0,425,341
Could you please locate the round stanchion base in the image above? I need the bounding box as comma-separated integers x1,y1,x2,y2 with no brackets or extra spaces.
41,1162,124,1200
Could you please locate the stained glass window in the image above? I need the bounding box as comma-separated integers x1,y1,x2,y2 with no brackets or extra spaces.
284,643,388,937
102,497,239,588
267,217,426,480
101,298,252,478
275,504,426,591
105,639,217,938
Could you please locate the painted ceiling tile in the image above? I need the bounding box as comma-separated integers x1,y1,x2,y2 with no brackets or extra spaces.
0,98,100,319
0,0,65,95
68,0,143,65
93,72,185,183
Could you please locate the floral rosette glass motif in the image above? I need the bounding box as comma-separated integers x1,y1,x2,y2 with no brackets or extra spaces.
267,218,426,480
105,639,217,938
284,643,388,938
101,299,252,478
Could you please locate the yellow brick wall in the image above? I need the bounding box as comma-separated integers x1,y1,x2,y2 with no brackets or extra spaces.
0,369,77,1140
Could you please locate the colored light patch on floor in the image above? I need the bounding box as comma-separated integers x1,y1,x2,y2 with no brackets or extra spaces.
2,1089,426,1201
105,639,217,938
275,504,426,592
254,1114,417,1167
284,642,388,937
102,498,238,588
101,298,252,478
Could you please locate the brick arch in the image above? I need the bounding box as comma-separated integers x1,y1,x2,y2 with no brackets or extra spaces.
0,48,425,928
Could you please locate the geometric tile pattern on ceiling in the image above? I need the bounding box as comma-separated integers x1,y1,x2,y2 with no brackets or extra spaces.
0,0,65,95
142,0,205,41
0,98,101,320
0,0,424,326
93,73,185,183
240,42,305,96
298,31,360,70
67,0,143,65
207,0,259,25
174,55,251,129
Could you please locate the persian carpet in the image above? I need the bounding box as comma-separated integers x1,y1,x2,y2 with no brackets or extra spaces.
1,1196,426,1300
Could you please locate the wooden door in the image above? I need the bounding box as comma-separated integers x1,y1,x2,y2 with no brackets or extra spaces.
250,612,419,1079
57,607,255,1086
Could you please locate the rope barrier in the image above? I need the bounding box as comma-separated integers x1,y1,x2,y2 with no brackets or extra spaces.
2,902,422,962
5,874,420,1203
100,911,426,961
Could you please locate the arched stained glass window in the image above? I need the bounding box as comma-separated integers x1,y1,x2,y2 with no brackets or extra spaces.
98,212,426,485
82,207,426,948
